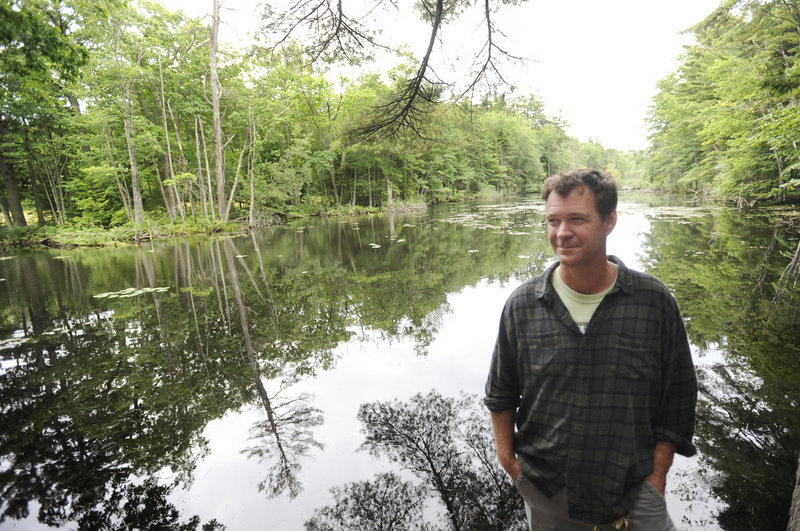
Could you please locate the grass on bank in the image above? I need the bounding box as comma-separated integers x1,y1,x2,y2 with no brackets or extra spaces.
0,199,432,248
0,219,246,247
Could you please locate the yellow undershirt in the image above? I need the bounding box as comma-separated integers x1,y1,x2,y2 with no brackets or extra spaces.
552,263,618,334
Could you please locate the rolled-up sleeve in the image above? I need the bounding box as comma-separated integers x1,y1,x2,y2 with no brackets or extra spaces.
652,294,698,457
485,300,522,412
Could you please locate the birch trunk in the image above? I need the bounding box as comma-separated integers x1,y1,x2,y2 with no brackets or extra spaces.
210,0,226,221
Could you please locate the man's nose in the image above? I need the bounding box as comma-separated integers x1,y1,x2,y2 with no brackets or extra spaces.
557,222,573,238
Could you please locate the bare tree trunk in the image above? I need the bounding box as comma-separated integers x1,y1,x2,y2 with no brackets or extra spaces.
104,125,133,222
198,116,217,222
385,171,393,207
249,105,256,227
352,167,357,207
0,119,29,227
0,197,13,226
121,84,144,224
0,154,26,227
773,147,786,203
368,166,373,207
158,57,185,224
44,130,67,223
225,140,249,222
329,161,340,206
153,160,176,224
40,168,61,225
26,156,46,225
194,117,209,221
210,0,226,221
167,100,194,222
167,101,188,172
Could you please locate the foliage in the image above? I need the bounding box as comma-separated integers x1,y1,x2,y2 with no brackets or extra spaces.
647,0,800,204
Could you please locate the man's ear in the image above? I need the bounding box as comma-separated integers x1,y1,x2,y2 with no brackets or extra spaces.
605,210,617,235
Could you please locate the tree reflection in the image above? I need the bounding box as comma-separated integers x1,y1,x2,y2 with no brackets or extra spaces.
308,391,525,531
0,204,553,528
640,208,800,529
306,473,430,531
242,385,324,499
77,479,225,531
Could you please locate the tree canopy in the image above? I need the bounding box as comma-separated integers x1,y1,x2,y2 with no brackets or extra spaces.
647,0,800,204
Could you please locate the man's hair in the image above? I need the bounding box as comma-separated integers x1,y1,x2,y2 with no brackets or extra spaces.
541,168,617,219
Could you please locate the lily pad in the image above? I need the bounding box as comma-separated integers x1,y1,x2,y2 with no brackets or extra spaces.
94,286,170,299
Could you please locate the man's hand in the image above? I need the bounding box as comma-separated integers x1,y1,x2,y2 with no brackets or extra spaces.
646,441,677,495
490,410,520,483
502,456,521,484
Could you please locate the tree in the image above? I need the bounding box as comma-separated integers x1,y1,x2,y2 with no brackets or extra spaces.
260,0,526,138
305,473,430,531
0,0,88,226
647,0,800,203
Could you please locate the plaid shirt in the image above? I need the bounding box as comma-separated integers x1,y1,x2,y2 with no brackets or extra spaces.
485,256,697,524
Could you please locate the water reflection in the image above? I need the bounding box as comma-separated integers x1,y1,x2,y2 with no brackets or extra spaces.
0,196,798,530
307,391,526,530
640,204,800,530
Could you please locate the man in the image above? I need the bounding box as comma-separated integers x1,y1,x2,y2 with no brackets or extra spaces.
484,168,697,530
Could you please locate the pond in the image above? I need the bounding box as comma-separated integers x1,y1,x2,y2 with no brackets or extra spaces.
1,193,799,530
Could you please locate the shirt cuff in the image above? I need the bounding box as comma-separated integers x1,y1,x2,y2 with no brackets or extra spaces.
484,395,521,412
653,427,697,457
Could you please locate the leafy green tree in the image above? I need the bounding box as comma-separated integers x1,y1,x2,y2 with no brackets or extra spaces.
647,0,800,203
0,0,88,226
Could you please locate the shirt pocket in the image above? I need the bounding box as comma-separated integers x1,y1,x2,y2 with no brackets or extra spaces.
612,335,660,383
516,329,564,374
608,335,662,419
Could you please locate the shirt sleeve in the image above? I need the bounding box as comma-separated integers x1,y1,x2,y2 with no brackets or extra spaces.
484,299,522,412
652,293,698,457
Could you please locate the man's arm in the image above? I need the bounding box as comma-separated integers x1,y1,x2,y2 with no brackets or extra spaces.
491,409,520,483
646,441,676,495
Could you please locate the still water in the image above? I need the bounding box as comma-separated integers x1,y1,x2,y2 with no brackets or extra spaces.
1,193,798,530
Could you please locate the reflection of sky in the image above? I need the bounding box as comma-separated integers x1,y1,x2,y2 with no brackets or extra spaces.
610,201,651,271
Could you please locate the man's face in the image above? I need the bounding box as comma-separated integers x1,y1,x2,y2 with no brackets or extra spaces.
545,186,616,269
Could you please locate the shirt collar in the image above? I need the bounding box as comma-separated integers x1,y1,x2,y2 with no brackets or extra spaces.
536,255,633,302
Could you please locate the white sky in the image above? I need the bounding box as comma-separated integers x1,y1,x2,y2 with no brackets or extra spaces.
157,0,721,152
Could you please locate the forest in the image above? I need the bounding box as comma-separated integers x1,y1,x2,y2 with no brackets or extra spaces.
0,0,798,245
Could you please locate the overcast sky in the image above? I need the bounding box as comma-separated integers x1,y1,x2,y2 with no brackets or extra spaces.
157,0,721,152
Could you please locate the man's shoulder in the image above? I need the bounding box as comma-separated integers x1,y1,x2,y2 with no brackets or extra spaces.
507,265,553,302
612,257,673,297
